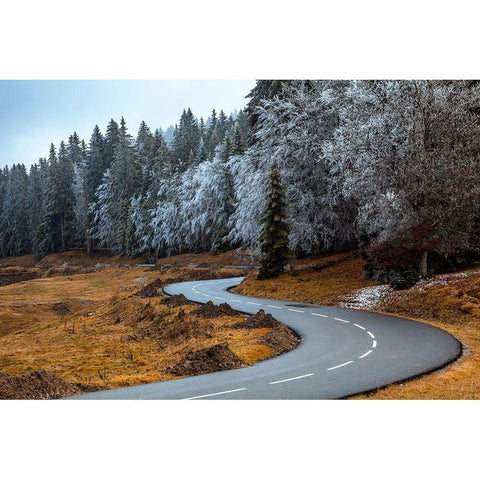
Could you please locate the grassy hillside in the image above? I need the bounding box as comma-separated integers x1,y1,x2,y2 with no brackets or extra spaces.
0,254,298,399
2,248,479,399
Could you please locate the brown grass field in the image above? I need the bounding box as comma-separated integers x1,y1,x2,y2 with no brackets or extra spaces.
0,252,297,398
1,249,479,399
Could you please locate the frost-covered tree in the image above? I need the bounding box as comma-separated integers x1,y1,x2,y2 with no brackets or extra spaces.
36,142,75,256
73,140,93,252
91,117,141,253
327,80,480,278
172,108,201,171
0,164,30,257
230,81,355,257
26,160,47,256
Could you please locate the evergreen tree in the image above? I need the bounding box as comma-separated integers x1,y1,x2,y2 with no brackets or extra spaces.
257,161,291,279
91,117,141,253
103,118,120,171
86,125,106,197
172,108,201,171
0,164,30,257
230,124,245,156
26,162,45,255
73,140,93,252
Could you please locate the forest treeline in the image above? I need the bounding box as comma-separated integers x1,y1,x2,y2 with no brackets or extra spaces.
1,80,479,287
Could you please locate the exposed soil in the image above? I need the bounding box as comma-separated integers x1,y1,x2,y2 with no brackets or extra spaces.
0,370,99,400
166,343,246,377
133,278,165,297
0,268,41,287
232,309,280,329
193,301,236,318
260,326,301,356
160,294,197,307
233,310,301,356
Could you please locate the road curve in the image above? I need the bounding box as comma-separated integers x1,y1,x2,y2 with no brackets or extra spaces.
67,277,461,400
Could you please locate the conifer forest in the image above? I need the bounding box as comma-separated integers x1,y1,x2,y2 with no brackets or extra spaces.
1,80,479,287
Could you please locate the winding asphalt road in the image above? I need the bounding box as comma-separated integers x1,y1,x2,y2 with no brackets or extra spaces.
68,277,461,400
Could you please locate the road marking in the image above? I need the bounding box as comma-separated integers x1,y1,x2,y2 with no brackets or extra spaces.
267,305,282,309
183,388,247,400
334,317,350,323
288,308,305,313
367,331,375,339
359,350,373,359
311,313,328,318
269,373,315,385
214,296,225,300
353,323,366,330
327,360,354,371
201,293,211,297
247,302,262,305
230,299,242,303
372,340,377,348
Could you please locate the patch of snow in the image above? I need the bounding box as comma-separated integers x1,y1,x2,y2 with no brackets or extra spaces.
413,269,480,291
339,285,391,310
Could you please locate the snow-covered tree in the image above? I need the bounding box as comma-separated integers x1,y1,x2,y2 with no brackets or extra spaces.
0,164,30,257
231,81,356,257
326,80,480,278
91,117,141,253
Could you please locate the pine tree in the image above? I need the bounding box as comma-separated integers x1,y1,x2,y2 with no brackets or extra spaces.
0,164,30,257
86,125,106,198
257,161,291,279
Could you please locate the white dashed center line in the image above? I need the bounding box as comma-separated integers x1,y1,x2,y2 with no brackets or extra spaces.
372,340,377,348
214,296,225,300
359,350,373,359
247,302,261,306
269,373,314,385
327,360,354,371
230,299,242,303
267,305,282,309
288,308,304,313
183,388,247,400
353,323,366,330
311,313,328,318
367,331,375,339
334,317,350,323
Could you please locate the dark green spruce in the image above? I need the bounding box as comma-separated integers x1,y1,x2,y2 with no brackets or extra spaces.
257,161,291,279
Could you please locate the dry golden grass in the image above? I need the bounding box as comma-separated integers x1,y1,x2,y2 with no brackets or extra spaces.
0,261,286,393
233,252,380,304
155,248,256,267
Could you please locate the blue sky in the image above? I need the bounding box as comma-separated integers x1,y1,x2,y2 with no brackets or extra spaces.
0,80,256,169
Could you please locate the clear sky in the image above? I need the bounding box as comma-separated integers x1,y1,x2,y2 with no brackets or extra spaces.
0,80,256,169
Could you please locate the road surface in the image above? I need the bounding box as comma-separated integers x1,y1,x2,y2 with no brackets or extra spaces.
68,277,461,399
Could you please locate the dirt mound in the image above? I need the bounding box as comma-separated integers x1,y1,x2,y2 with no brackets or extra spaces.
232,309,301,357
166,343,245,377
142,310,214,343
160,294,196,307
260,326,301,356
133,279,165,297
0,370,98,400
0,268,41,287
193,301,236,318
232,309,278,329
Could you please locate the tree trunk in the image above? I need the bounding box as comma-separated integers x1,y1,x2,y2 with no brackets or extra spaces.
61,216,66,251
420,250,428,278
